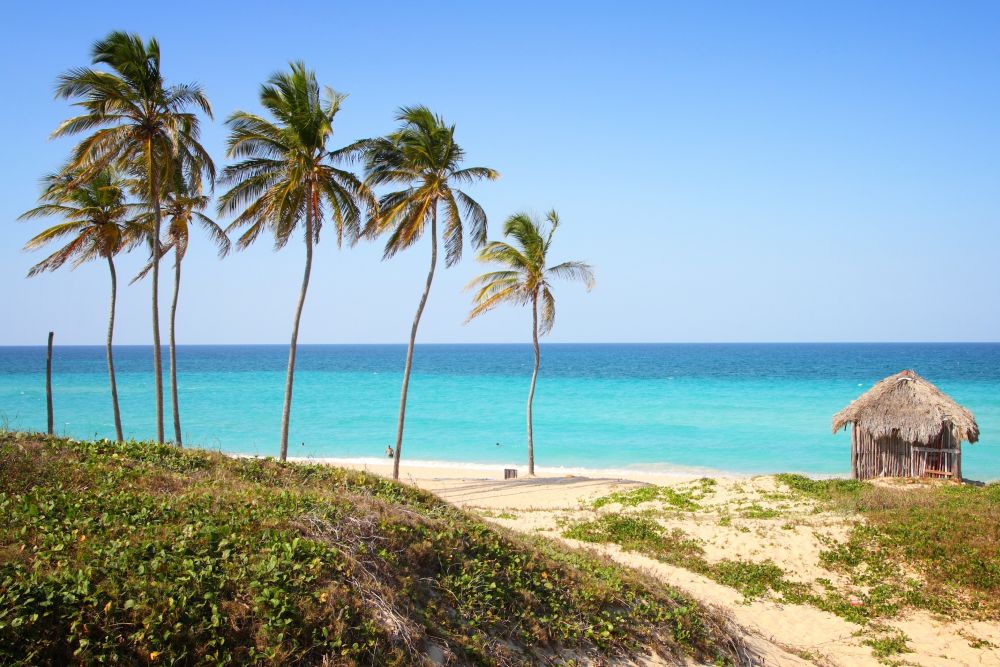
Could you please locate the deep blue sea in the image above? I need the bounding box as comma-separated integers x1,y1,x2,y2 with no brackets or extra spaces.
0,344,997,480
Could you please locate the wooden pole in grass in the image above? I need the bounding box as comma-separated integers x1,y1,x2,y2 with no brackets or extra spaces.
46,331,54,435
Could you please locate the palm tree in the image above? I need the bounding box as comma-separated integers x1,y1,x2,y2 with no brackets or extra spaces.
52,31,214,444
466,211,594,476
19,169,144,442
218,62,373,461
364,106,499,480
134,168,229,446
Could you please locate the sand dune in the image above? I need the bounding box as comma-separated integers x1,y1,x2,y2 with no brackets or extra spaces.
329,460,1000,667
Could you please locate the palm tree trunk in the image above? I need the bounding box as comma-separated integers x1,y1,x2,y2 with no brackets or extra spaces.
147,139,164,444
46,331,54,436
107,257,124,442
527,292,540,476
279,186,315,461
170,255,182,447
392,206,438,480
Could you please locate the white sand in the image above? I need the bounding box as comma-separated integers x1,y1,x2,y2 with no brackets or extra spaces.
317,459,1000,667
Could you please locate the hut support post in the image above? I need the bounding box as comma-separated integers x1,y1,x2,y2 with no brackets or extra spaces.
46,331,53,436
952,428,962,481
850,424,858,479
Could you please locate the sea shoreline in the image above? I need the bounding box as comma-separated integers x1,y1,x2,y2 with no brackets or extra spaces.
4,343,998,479
250,453,860,484
285,455,732,483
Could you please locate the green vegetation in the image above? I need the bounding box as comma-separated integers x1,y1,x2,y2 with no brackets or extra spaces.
465,211,595,476
710,561,803,600
0,433,744,665
773,473,864,500
564,515,876,626
736,503,781,520
964,635,998,650
591,478,715,511
562,514,810,602
476,510,518,520
778,473,1000,616
861,627,912,662
563,475,1000,635
564,515,705,566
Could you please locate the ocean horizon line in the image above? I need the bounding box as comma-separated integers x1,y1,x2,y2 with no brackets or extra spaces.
3,340,999,348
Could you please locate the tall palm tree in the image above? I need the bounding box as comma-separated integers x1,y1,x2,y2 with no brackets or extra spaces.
466,211,594,475
365,106,500,479
364,106,498,480
218,62,373,461
52,31,214,444
19,169,144,442
134,168,229,446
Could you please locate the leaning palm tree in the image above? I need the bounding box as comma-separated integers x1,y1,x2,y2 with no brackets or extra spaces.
19,169,144,442
134,167,230,446
364,106,499,480
52,31,214,444
218,62,373,461
466,211,594,476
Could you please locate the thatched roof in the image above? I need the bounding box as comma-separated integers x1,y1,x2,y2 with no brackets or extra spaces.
832,370,979,444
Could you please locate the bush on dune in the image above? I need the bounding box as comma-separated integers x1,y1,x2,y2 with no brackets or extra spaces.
777,473,1000,613
0,433,746,666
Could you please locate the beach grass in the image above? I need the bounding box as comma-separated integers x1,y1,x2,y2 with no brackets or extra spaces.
562,473,1000,661
776,473,1000,616
0,432,745,666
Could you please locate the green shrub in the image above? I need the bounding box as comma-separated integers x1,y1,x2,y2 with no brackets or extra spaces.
0,433,743,665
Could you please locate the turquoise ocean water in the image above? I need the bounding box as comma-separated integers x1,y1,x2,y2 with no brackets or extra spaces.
0,344,998,480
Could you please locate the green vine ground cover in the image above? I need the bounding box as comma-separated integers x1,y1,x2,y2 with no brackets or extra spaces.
774,474,1000,619
563,476,1000,663
0,433,749,666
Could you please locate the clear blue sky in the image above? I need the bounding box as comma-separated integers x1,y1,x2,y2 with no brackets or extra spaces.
2,1,998,345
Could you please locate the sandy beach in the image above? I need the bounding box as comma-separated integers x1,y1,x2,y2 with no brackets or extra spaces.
313,459,1000,667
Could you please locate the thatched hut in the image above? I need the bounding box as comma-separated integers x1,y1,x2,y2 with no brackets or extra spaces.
832,370,979,480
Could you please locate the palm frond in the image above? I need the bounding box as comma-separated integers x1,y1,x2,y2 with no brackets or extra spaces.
465,209,592,335
192,213,231,257
23,221,89,249
466,283,525,322
449,166,500,185
539,287,556,335
442,191,464,267
464,270,522,290
454,189,489,250
476,241,531,271
217,63,367,254
381,197,432,260
546,261,596,290
130,240,177,284
362,107,496,265
26,234,91,276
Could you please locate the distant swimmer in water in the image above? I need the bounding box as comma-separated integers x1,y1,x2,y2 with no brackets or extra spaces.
385,445,394,459
496,442,501,447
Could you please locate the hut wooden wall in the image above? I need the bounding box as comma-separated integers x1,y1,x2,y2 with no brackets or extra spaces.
853,428,912,479
851,424,962,480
